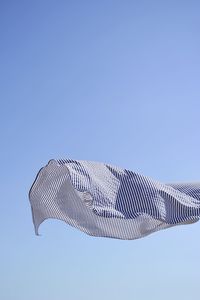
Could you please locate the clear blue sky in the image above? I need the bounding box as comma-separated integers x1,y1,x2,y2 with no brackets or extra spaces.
1,1,200,299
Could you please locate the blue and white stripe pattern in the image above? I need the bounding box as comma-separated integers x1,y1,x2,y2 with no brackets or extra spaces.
29,159,200,240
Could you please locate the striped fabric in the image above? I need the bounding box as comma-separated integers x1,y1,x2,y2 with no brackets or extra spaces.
29,159,200,240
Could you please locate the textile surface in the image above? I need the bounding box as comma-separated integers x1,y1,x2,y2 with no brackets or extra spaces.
29,159,200,240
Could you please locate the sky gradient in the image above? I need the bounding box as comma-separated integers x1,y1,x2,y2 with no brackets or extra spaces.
1,1,200,299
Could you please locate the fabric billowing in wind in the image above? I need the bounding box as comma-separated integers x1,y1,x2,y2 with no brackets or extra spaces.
29,159,200,240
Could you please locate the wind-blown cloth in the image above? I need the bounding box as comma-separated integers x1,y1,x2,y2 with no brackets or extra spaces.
29,159,200,240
